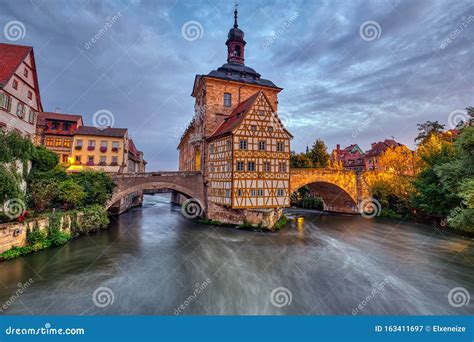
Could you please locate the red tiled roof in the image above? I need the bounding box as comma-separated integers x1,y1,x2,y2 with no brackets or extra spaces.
208,92,261,140
365,139,403,157
37,112,83,126
128,138,140,161
0,43,32,86
75,126,127,138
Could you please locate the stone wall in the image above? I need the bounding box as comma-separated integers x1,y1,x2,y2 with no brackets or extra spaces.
0,213,74,254
207,202,282,229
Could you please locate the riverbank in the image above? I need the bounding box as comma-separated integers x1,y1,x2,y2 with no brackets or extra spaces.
0,205,109,260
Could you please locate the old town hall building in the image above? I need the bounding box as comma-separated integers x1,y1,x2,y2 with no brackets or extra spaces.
178,9,292,226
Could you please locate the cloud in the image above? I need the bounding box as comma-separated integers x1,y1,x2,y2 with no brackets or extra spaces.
1,0,472,168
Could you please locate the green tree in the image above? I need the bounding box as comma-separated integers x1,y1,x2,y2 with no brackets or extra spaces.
415,120,445,143
29,178,58,212
290,151,313,168
309,139,330,168
57,179,86,209
30,146,59,172
71,171,115,206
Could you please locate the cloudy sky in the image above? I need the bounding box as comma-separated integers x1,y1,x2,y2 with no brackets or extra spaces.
1,0,473,170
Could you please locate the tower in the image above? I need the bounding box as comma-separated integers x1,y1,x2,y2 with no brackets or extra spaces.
226,5,246,65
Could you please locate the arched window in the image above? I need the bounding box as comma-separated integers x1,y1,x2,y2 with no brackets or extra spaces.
235,45,241,57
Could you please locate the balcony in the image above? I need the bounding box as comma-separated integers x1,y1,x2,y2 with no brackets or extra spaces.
100,146,107,153
87,146,95,151
98,161,107,166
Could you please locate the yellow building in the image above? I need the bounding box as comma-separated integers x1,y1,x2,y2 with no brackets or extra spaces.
69,126,129,173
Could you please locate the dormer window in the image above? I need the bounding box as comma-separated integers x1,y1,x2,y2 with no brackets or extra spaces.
224,93,232,107
51,122,59,130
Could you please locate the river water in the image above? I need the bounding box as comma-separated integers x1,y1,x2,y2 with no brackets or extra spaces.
0,195,472,315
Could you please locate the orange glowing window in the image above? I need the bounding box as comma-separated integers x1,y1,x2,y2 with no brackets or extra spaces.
46,138,53,146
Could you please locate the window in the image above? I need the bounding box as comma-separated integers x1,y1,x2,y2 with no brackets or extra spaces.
62,154,69,163
63,123,71,131
257,189,264,196
16,103,25,118
75,155,81,162
224,93,232,107
225,189,231,197
76,139,83,147
209,163,214,172
263,161,271,172
0,93,11,111
46,138,53,146
258,141,266,151
12,79,18,89
277,189,285,196
237,189,243,197
236,161,244,171
239,139,247,150
28,109,35,124
251,189,256,197
235,45,241,57
210,144,214,154
23,68,28,77
251,125,257,131
226,162,231,172
100,156,106,164
258,110,265,116
51,121,59,130
277,142,284,152
226,140,231,151
112,141,119,150
111,156,118,165
88,156,94,164
88,140,96,147
279,162,287,172
55,138,62,147
27,91,32,100
100,140,107,147
247,161,255,171
63,139,71,148
268,127,273,133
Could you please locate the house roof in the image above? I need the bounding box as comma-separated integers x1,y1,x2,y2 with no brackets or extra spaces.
0,43,32,86
128,138,144,162
208,92,261,140
37,112,83,126
75,126,127,138
365,139,403,157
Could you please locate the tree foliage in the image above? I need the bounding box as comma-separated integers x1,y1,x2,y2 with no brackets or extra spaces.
415,120,445,143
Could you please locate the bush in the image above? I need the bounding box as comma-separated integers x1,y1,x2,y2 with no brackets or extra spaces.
75,205,110,235
30,146,59,172
273,215,289,231
57,179,86,209
71,171,115,206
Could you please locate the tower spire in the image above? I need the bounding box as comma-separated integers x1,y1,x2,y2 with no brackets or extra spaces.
234,3,238,28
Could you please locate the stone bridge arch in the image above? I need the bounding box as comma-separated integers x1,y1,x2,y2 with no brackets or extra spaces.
290,168,368,214
107,172,205,213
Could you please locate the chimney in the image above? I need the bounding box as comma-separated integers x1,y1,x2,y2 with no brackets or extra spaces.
336,144,340,153
54,107,61,113
371,142,377,149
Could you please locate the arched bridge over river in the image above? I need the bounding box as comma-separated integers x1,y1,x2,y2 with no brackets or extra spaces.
108,169,371,215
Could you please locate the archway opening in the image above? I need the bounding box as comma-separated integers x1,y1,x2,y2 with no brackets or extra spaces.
292,181,358,214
